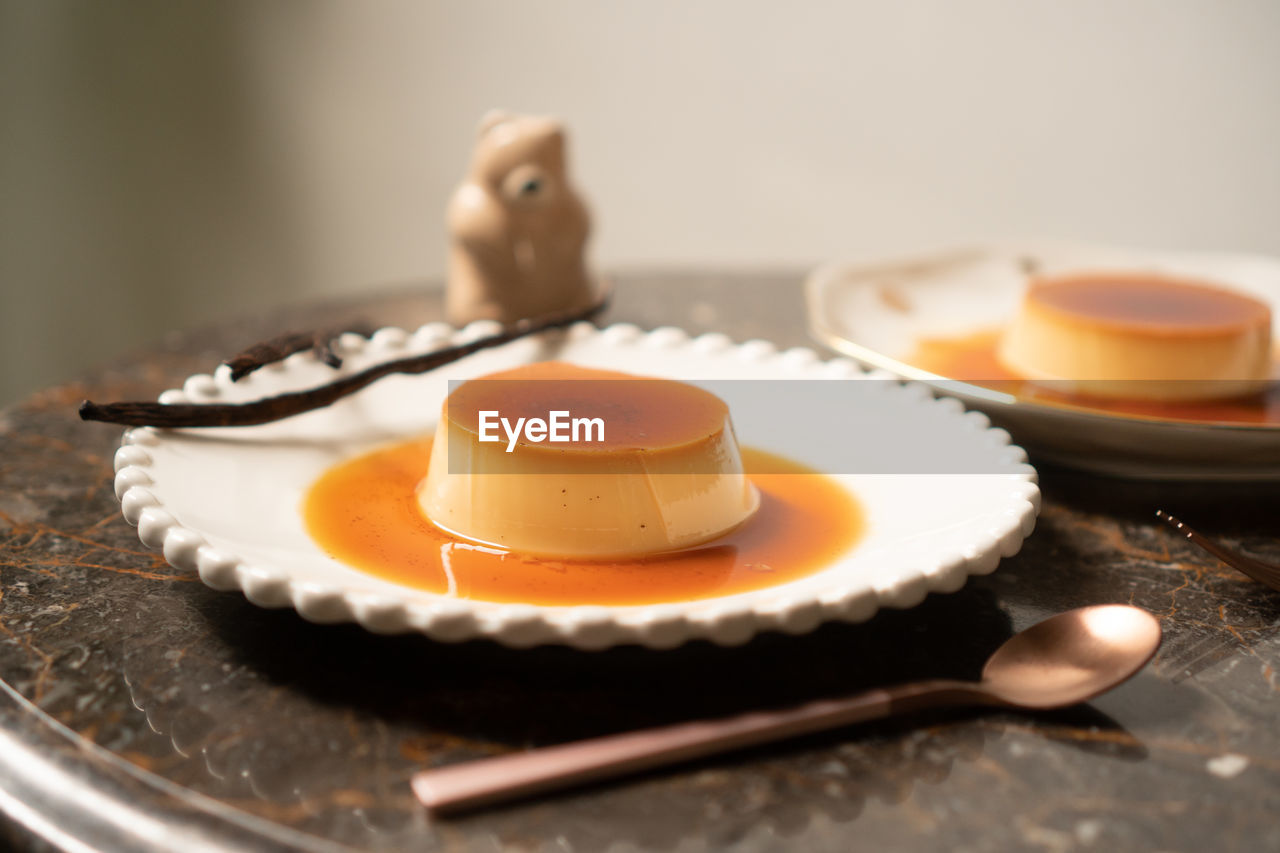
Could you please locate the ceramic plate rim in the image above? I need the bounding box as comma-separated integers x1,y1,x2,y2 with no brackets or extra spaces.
110,321,1041,650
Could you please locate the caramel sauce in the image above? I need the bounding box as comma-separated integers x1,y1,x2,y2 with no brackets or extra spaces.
1026,273,1270,334
910,330,1280,425
303,440,864,606
445,362,728,452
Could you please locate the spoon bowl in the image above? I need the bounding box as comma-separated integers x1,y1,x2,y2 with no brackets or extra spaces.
980,604,1162,709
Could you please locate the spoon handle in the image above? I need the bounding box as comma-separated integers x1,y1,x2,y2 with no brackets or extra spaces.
412,680,975,814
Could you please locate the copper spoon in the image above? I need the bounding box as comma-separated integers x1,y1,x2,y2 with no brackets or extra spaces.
1155,510,1280,592
412,604,1161,814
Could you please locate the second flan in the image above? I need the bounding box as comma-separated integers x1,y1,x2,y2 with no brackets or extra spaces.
998,272,1273,401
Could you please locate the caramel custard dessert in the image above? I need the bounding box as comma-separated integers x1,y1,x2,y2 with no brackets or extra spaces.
998,272,1273,402
303,362,864,606
419,362,759,559
909,271,1279,425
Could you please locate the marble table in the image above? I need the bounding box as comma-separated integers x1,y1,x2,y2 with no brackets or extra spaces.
1,274,1278,852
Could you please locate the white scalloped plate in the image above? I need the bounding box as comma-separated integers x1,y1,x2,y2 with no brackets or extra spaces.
111,322,1039,650
807,241,1280,480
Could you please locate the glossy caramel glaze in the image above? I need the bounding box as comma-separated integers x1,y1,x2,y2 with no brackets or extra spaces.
911,329,1280,425
304,440,863,606
443,361,728,453
1026,273,1271,335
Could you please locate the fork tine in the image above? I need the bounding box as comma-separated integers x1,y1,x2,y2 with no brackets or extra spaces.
1155,510,1280,593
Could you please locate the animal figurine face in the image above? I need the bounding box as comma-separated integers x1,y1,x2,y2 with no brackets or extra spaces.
446,111,595,326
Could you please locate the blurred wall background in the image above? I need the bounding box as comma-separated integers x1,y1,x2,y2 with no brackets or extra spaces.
2,0,1279,404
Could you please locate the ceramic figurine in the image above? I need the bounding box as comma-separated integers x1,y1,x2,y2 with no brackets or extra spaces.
445,111,595,326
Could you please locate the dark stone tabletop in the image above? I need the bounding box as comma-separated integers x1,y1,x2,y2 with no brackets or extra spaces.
1,273,1278,852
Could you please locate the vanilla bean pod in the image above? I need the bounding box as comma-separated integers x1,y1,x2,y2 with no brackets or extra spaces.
224,321,379,382
80,296,609,428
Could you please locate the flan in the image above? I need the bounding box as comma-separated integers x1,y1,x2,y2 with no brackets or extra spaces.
417,362,759,559
997,272,1273,401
